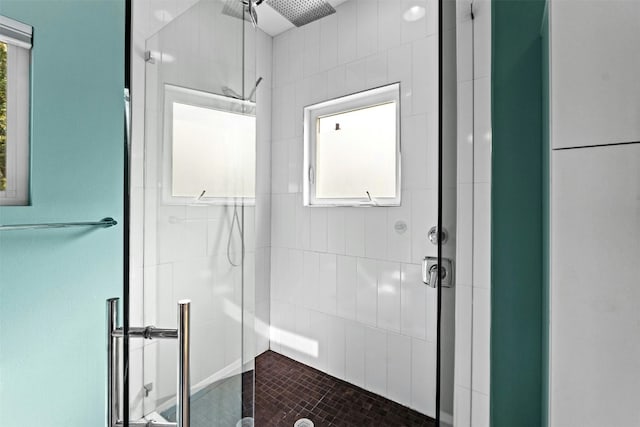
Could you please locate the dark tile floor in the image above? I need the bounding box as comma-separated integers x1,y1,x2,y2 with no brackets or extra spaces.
254,350,436,427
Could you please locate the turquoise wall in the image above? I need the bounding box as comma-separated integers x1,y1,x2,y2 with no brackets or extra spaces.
0,1,124,425
491,0,546,426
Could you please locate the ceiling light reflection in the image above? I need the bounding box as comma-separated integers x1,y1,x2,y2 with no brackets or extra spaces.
403,5,426,22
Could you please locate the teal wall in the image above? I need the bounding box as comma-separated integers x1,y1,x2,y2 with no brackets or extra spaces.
491,0,546,426
0,1,124,425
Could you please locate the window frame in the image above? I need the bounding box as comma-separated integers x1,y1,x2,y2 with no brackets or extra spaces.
162,83,256,206
303,82,402,207
0,16,32,206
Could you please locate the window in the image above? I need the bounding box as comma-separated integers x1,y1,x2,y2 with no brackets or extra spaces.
303,83,401,207
0,16,31,206
163,84,256,205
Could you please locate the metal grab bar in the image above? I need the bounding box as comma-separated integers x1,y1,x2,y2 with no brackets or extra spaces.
107,298,121,427
107,298,191,427
177,301,191,427
0,217,117,231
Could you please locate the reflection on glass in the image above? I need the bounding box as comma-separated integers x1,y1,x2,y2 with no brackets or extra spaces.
171,102,256,199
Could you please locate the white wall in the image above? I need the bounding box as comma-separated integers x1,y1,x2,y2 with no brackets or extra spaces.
550,2,640,426
267,0,456,419
453,0,491,426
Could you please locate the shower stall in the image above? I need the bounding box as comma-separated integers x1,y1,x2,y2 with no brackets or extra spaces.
116,0,464,425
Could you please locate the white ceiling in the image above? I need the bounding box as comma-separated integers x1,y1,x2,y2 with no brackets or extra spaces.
257,0,351,37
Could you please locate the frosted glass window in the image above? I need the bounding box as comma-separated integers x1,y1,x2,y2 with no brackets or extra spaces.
304,83,401,206
163,85,256,204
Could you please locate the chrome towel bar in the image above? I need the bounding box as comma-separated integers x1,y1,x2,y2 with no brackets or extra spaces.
0,217,117,231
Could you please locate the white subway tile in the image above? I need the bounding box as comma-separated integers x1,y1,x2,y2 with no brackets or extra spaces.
365,52,388,88
401,114,429,190
472,287,490,395
337,255,358,320
412,36,438,115
357,0,378,59
365,209,388,259
288,138,303,193
411,338,436,416
271,140,289,194
357,258,378,327
454,285,472,388
365,326,387,396
472,0,491,79
387,195,412,263
303,21,321,77
319,14,338,71
377,261,402,333
456,184,473,286
471,391,490,427
327,317,346,379
473,77,492,183
295,195,311,250
401,263,427,340
327,208,346,254
473,184,491,289
288,249,304,306
345,320,366,388
454,386,472,427
345,58,367,94
388,43,413,117
302,251,320,310
318,253,338,315
378,0,403,51
309,310,329,372
327,64,347,99
337,0,358,64
457,81,473,185
345,209,366,257
387,332,412,407
309,207,328,252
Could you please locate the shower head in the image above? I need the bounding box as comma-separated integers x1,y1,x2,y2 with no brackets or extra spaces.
222,0,258,27
265,0,336,27
225,0,336,29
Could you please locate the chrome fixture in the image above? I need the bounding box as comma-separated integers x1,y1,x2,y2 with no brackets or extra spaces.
422,257,454,288
222,0,258,27
107,298,191,427
0,217,117,231
222,77,263,102
266,0,336,27
428,225,448,245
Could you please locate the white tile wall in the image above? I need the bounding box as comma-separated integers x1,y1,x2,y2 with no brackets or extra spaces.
454,0,491,425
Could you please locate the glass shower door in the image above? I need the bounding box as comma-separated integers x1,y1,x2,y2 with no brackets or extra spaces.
131,1,257,425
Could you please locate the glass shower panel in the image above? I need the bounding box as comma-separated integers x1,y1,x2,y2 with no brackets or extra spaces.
139,1,256,425
438,0,458,425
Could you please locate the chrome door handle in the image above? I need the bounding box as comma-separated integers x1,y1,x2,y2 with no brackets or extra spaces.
107,298,191,427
